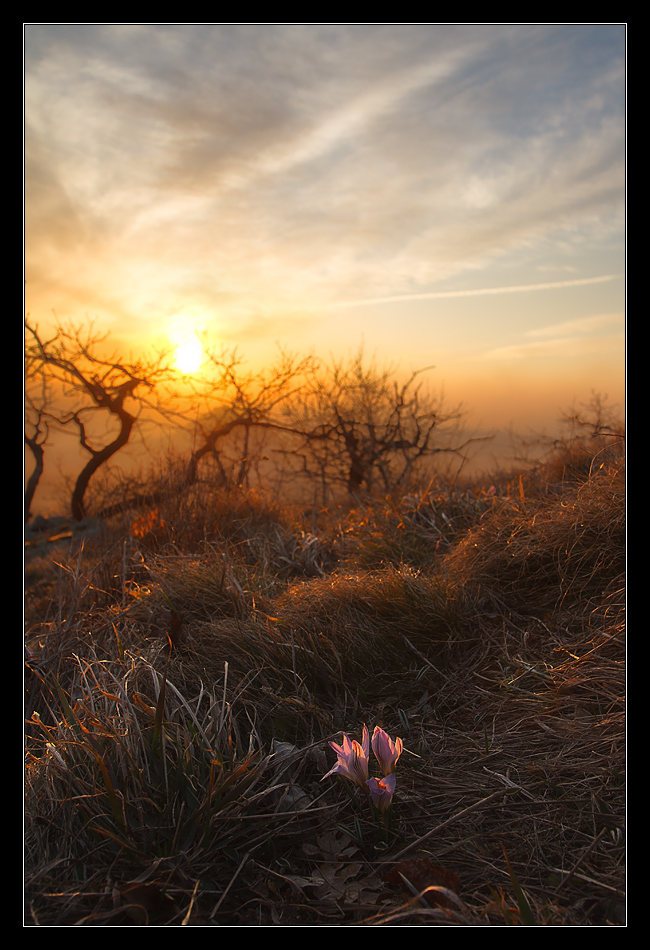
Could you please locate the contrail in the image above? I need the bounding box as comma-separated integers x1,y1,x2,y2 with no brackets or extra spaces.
328,274,621,309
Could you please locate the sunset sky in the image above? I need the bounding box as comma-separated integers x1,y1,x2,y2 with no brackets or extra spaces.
24,23,625,456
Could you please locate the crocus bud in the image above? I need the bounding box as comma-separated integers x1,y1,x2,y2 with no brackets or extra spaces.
371,726,403,775
367,773,397,813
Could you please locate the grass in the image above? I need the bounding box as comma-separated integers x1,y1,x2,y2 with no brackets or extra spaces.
24,448,625,926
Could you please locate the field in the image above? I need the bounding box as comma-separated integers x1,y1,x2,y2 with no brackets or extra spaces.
24,446,625,926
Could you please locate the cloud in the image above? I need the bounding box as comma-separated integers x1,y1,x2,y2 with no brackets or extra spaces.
314,275,622,311
477,311,625,362
526,312,625,338
24,24,625,323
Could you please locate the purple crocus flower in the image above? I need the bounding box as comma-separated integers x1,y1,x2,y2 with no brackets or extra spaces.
371,726,403,775
367,773,397,813
322,724,370,787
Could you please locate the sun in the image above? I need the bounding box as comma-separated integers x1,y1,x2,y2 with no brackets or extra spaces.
167,313,208,375
174,338,204,375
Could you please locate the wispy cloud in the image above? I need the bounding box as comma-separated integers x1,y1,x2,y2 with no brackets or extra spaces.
24,24,625,333
526,312,624,338
477,310,624,361
319,275,622,311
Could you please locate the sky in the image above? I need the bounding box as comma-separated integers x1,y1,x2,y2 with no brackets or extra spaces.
24,23,625,469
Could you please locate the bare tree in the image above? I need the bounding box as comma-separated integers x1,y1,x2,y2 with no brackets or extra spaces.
559,391,625,444
25,318,482,520
184,345,315,489
90,344,316,519
25,318,172,521
281,349,469,502
510,391,626,482
24,368,51,522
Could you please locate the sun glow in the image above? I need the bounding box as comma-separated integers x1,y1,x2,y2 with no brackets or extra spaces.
174,338,204,375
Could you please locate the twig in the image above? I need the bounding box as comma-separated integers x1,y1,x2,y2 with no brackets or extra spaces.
482,765,538,800
182,879,200,925
552,826,609,895
402,635,457,689
385,786,517,862
210,851,250,919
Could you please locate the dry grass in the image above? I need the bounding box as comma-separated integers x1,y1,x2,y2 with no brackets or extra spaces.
443,465,624,615
24,455,625,926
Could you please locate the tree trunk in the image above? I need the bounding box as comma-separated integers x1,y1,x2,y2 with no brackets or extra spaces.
71,411,136,521
24,438,45,522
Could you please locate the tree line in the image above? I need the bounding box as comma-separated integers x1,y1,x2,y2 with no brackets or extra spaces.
25,317,476,522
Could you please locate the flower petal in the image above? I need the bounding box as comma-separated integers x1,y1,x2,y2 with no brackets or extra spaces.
371,726,403,775
322,726,370,787
367,773,397,812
